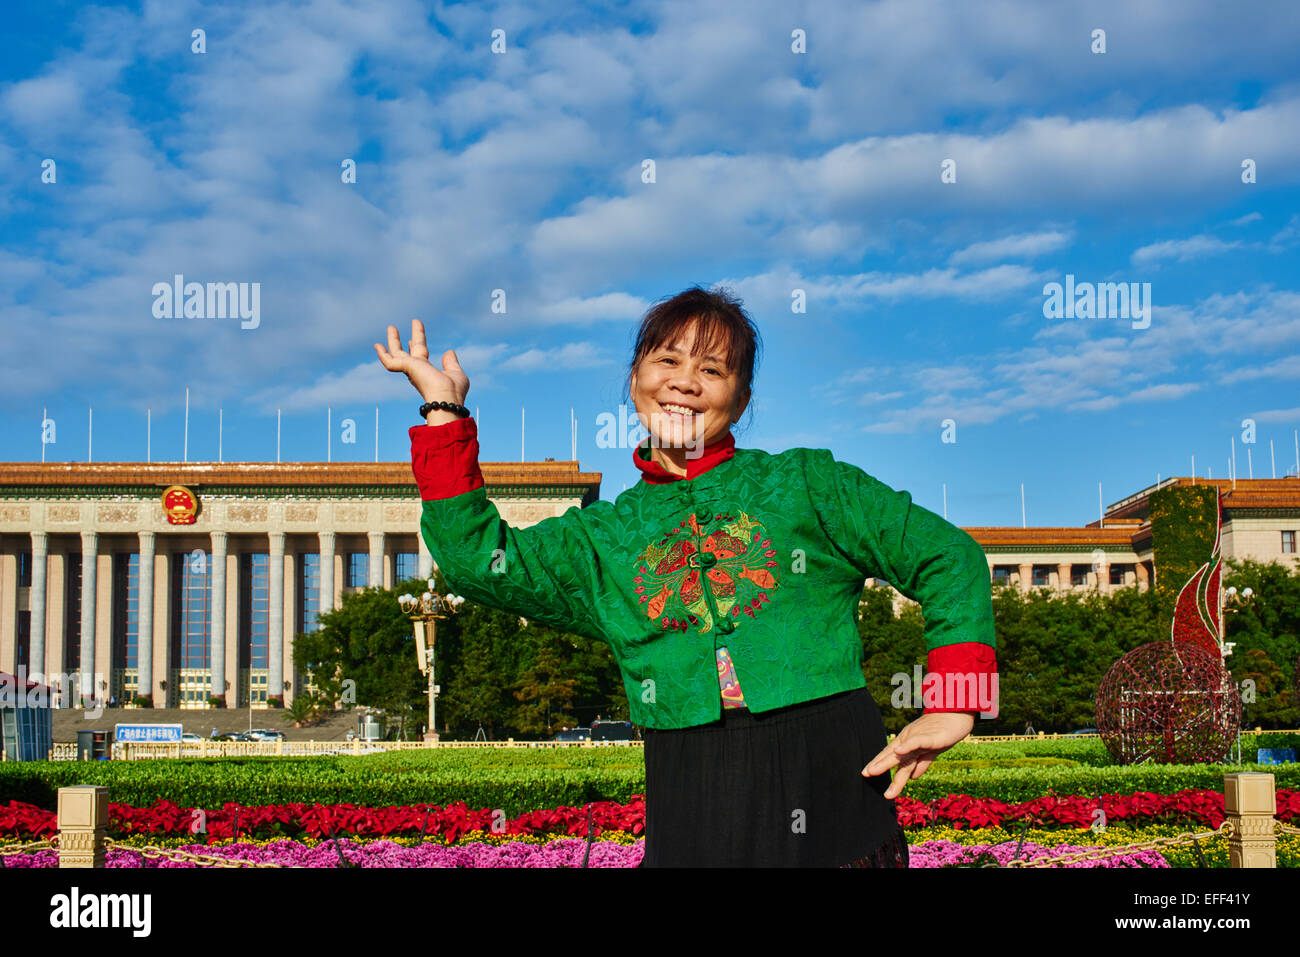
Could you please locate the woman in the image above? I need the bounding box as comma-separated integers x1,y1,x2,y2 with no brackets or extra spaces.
375,285,997,867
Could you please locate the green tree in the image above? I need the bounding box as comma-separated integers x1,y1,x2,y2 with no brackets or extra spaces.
512,639,580,737
292,581,426,728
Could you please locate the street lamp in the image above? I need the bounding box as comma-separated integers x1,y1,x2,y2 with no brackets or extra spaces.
1218,585,1255,659
1218,584,1257,764
399,579,463,743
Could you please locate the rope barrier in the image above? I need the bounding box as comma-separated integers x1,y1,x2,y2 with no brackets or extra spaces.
101,836,290,868
990,821,1234,868
0,838,57,857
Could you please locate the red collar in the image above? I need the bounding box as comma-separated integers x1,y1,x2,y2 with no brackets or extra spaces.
633,431,736,484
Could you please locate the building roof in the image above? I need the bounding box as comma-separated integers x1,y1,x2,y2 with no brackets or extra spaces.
0,460,602,498
965,526,1139,549
1102,475,1300,520
964,475,1300,554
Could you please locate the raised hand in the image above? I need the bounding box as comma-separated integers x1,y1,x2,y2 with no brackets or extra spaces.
861,711,975,799
374,318,470,405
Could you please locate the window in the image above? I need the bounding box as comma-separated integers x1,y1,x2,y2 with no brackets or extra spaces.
1071,564,1089,586
1284,531,1296,554
1110,564,1131,586
16,611,30,670
112,553,140,669
65,553,82,677
301,553,321,633
1032,565,1051,587
247,554,269,668
991,566,1011,583
348,553,369,588
18,550,32,588
177,551,211,669
395,552,419,582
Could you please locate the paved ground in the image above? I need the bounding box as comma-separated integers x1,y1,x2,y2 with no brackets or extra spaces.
51,707,362,743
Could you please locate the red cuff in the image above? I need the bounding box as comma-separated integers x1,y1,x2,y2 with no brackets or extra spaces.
409,417,484,500
923,642,998,717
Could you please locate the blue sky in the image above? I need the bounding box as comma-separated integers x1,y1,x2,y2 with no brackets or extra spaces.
2,0,1298,527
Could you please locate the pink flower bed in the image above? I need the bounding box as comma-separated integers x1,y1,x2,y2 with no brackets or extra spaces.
3,835,1168,867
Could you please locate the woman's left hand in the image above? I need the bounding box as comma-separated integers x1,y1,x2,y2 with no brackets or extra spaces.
862,712,975,799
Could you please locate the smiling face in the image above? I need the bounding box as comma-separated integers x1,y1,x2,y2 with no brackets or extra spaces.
628,318,750,474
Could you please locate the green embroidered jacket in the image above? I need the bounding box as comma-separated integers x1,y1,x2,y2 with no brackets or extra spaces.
410,417,997,731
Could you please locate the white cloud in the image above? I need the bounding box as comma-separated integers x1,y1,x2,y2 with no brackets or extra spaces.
534,292,648,326
1131,235,1241,265
499,341,614,372
948,231,1073,266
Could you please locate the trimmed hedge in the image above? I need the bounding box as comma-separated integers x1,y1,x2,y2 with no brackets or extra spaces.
0,751,644,818
4,747,1298,813
906,762,1300,803
4,735,1296,814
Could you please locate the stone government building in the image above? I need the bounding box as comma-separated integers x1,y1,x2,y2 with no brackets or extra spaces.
1,458,1297,710
0,458,600,709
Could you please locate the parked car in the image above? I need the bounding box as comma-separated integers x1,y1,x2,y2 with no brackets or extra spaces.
552,727,592,742
1068,727,1099,735
217,732,250,742
246,729,285,741
180,732,202,742
591,720,637,742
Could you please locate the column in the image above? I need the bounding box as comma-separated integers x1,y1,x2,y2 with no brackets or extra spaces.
368,531,385,588
94,550,113,705
137,531,155,702
79,531,97,706
1136,562,1150,592
319,531,336,613
47,552,66,703
268,532,285,704
224,546,239,707
0,550,15,676
417,527,434,580
1017,561,1033,594
209,531,227,703
1057,562,1072,592
31,531,48,682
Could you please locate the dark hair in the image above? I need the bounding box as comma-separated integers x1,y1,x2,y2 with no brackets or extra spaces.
624,285,762,432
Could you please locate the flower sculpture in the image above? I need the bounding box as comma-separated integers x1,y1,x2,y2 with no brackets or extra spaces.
1095,489,1239,764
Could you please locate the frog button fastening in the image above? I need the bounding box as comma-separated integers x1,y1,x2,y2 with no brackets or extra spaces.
716,617,736,635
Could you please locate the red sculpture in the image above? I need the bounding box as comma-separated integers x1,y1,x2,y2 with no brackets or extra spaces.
1095,489,1239,764
1096,641,1240,764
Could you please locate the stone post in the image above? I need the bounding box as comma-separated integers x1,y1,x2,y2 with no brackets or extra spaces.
1224,772,1276,868
57,785,108,868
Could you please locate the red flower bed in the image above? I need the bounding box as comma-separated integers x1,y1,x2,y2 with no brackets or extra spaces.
2,789,1294,840
895,788,1300,831
0,795,647,843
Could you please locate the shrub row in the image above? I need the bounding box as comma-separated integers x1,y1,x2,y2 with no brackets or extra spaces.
3,748,1297,812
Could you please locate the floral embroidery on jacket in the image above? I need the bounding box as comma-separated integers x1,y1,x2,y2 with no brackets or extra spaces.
633,510,779,634
717,646,746,708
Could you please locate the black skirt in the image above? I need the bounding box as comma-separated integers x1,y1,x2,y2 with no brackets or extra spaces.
640,687,908,867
